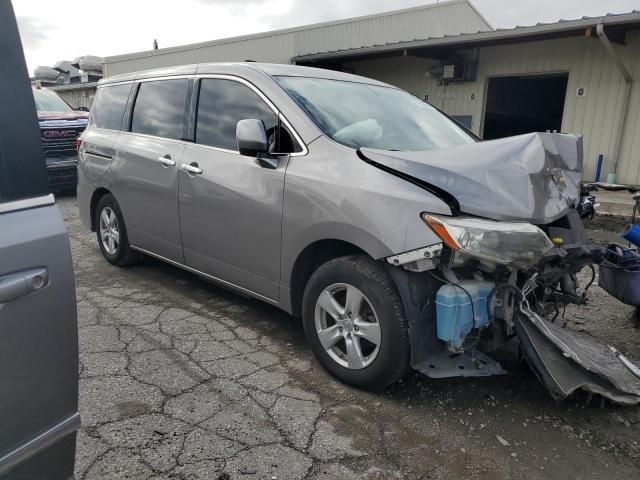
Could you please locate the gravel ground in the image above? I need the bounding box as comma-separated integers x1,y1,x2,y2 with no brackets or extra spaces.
58,195,640,480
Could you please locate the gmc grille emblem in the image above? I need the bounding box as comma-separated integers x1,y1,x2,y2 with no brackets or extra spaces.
43,130,76,139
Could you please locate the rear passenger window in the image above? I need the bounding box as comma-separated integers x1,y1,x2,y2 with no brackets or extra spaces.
196,79,277,151
131,79,187,140
90,84,132,130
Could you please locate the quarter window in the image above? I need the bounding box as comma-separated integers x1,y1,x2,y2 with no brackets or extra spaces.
196,79,278,151
131,79,187,140
90,84,132,131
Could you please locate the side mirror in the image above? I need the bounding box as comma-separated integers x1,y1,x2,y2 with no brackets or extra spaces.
236,119,268,157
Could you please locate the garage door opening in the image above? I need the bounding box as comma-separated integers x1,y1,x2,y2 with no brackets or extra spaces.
482,73,569,140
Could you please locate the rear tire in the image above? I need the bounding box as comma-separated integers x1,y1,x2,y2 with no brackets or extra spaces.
302,255,410,390
95,194,139,266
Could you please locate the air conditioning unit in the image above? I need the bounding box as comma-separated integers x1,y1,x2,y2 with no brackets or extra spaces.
441,62,477,83
438,49,478,84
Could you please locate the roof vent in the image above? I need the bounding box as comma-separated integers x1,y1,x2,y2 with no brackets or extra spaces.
34,66,60,81
71,56,103,74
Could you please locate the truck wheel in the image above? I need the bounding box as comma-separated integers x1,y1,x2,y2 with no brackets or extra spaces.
302,255,410,390
95,194,139,266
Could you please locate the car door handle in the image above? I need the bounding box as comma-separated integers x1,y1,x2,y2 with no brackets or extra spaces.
158,155,176,167
0,268,49,304
181,163,203,175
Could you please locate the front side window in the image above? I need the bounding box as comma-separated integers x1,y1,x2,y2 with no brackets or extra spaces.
131,79,187,140
90,83,132,131
196,79,278,151
276,76,476,152
32,88,73,113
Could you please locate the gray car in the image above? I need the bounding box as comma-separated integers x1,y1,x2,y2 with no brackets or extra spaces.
0,1,79,478
79,62,640,402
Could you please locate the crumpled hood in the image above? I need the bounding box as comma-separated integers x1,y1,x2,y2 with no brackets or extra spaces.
360,132,583,225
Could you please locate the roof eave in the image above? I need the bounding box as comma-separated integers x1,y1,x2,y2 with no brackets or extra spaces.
293,11,640,63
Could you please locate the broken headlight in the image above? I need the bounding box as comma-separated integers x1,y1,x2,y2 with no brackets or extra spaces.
423,214,553,268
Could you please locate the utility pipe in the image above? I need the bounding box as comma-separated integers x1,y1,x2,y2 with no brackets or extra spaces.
597,23,632,180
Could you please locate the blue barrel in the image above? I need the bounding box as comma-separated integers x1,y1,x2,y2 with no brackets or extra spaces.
622,224,640,248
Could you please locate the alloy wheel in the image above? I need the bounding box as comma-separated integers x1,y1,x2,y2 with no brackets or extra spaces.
314,283,381,369
99,206,120,255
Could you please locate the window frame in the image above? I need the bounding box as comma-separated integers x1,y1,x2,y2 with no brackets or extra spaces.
128,77,191,142
191,75,307,157
104,74,307,156
90,82,134,132
193,77,281,154
0,38,50,203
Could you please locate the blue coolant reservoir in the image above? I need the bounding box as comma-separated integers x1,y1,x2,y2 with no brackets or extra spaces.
436,280,495,350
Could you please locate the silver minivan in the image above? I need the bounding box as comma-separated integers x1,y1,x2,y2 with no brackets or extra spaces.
79,63,640,403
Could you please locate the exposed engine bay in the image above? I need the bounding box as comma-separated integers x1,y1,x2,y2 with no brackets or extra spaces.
375,133,640,405
387,210,640,405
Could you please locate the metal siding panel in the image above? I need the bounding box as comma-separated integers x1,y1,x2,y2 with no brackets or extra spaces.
105,34,296,76
54,87,95,110
293,1,489,56
627,82,640,184
597,56,622,178
562,39,588,132
579,44,606,180
618,31,640,184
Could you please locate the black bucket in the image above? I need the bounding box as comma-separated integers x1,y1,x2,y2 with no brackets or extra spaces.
598,244,640,306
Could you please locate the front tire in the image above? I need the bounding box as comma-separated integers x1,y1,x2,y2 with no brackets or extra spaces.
95,194,139,266
302,255,410,390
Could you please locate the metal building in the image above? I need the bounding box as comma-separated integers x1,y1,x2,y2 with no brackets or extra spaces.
49,82,98,110
103,1,490,75
102,0,640,185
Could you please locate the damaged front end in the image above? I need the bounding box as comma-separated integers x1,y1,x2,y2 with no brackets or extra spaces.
377,133,640,405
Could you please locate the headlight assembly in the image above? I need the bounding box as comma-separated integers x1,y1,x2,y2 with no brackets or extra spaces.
422,214,553,268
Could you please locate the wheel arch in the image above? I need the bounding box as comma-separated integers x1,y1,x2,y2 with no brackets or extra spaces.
288,239,371,318
89,187,112,231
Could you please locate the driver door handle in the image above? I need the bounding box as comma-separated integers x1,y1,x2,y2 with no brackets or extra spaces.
0,268,49,304
158,155,176,167
181,163,203,175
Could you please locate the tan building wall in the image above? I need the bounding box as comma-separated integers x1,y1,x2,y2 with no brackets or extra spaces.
346,31,640,185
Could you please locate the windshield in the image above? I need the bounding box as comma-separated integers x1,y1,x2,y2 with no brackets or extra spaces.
32,88,73,113
276,76,476,151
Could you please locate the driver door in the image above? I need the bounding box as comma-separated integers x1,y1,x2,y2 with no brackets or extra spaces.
179,78,291,300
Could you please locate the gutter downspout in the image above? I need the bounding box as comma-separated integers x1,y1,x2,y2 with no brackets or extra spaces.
596,23,632,180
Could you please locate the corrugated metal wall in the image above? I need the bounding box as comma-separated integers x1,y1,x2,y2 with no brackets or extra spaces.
618,31,640,186
347,32,640,185
293,1,488,56
52,86,96,109
104,34,297,76
103,0,490,77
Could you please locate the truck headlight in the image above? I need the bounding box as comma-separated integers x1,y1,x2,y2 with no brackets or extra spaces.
423,214,553,268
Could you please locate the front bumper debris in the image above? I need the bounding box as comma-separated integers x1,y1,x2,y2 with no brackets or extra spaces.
516,309,640,405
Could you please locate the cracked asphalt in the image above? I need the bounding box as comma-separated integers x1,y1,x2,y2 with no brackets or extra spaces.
57,195,640,480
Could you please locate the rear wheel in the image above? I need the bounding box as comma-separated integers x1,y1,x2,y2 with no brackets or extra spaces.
302,255,410,390
95,194,139,266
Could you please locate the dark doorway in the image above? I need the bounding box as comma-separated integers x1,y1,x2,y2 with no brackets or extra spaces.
482,73,569,140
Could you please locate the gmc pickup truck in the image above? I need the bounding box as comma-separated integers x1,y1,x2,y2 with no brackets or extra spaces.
33,86,88,192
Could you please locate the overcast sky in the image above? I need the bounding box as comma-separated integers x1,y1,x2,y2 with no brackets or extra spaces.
13,0,640,74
